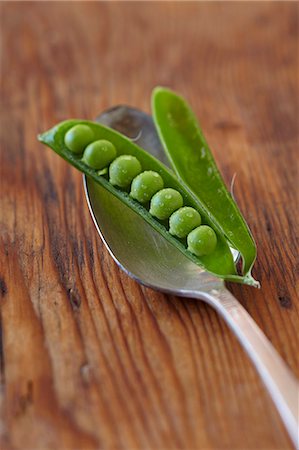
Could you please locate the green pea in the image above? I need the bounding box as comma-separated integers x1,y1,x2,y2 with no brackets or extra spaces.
187,225,217,256
82,140,117,170
130,171,164,203
109,155,142,188
149,188,183,220
64,125,94,154
169,207,201,238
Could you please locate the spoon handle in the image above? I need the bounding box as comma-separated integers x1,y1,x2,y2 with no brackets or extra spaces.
198,287,299,448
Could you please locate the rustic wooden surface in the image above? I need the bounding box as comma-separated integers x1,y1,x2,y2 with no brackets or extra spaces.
1,2,298,449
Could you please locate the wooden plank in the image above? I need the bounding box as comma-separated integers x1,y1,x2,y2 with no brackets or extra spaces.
1,2,298,449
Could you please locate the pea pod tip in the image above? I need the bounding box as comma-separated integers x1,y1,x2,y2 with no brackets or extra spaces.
37,132,49,144
152,86,174,98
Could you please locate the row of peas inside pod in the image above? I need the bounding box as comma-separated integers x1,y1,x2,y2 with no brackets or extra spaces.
64,124,218,257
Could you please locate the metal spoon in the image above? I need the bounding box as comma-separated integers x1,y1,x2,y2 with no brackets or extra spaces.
83,106,298,447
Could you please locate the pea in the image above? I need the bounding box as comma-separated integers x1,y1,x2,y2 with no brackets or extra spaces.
187,225,217,256
169,207,202,238
149,188,183,220
82,140,117,170
64,125,94,154
130,171,164,203
109,155,142,188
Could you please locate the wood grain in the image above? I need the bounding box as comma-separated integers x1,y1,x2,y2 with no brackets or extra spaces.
1,2,298,449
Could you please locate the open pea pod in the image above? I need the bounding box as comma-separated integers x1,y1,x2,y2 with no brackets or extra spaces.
152,87,257,278
38,119,258,284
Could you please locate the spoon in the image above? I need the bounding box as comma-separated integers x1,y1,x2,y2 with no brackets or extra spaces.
83,106,298,447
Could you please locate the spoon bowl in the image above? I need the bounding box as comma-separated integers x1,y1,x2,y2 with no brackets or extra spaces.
84,106,222,295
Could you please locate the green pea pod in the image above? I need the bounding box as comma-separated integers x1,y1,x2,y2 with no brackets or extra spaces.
38,119,258,285
152,87,257,278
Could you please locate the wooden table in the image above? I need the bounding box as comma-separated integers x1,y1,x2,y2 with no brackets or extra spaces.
1,2,298,449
